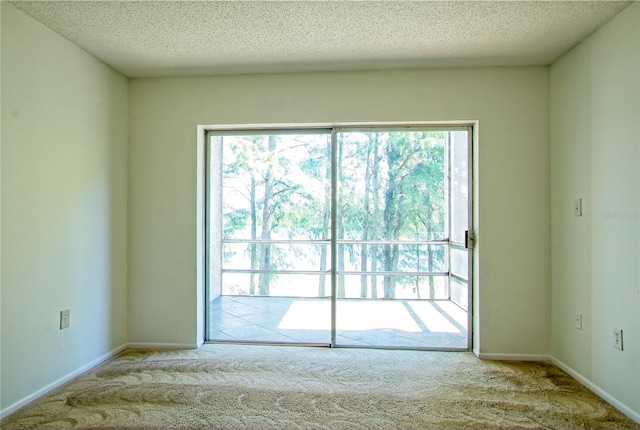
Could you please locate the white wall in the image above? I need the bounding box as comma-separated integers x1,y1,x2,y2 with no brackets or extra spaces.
128,68,550,355
550,2,640,421
0,3,128,415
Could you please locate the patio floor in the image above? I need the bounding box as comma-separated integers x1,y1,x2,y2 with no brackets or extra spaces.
209,296,468,349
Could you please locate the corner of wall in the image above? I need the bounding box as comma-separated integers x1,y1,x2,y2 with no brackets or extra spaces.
550,2,640,421
1,2,130,414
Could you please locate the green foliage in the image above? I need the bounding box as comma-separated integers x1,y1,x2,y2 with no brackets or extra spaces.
223,208,250,238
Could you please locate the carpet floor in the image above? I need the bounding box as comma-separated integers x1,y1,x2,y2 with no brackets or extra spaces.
2,344,638,429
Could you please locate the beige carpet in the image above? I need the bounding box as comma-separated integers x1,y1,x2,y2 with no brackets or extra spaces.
2,344,638,429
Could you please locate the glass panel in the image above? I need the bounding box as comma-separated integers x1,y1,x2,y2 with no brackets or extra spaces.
450,131,469,244
211,131,332,344
451,277,468,311
334,129,459,349
336,131,447,242
222,133,331,241
450,247,468,280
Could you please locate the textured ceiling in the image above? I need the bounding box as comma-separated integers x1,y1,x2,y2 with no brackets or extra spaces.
9,1,632,78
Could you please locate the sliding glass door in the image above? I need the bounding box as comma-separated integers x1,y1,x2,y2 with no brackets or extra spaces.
206,125,472,350
207,130,333,344
334,130,461,348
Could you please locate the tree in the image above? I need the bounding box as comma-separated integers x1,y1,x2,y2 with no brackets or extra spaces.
221,130,447,300
378,131,446,299
381,132,409,299
336,134,346,298
369,134,382,299
399,134,446,297
221,135,261,295
359,134,375,298
257,135,276,295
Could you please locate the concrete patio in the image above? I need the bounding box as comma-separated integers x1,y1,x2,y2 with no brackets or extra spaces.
209,296,468,349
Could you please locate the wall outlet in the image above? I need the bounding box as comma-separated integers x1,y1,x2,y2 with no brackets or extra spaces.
60,309,70,330
613,328,623,350
574,312,582,330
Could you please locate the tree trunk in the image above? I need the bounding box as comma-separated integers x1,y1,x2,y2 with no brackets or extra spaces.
249,175,258,295
370,252,378,299
360,246,368,298
428,245,435,298
383,243,399,299
318,139,331,297
383,139,402,299
415,244,421,299
360,135,374,298
258,135,276,296
337,136,345,298
370,134,381,299
338,221,345,297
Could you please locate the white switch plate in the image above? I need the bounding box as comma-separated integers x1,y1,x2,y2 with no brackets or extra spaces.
613,328,623,350
60,309,70,330
574,312,582,330
573,198,582,216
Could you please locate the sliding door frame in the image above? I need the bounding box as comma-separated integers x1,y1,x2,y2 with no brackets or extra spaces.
202,122,474,351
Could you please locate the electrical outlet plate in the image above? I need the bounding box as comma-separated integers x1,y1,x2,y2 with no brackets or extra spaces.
60,309,70,330
613,328,623,350
574,312,582,330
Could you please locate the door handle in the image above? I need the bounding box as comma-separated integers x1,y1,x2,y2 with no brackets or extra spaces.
465,230,475,249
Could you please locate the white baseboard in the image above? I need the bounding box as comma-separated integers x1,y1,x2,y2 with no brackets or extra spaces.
550,355,640,424
476,352,551,361
0,344,127,420
126,342,200,350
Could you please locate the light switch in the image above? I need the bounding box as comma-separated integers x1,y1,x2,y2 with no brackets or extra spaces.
573,198,582,217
